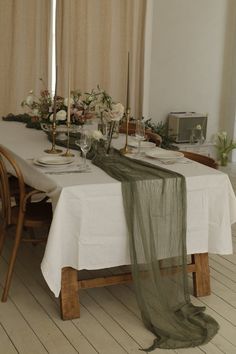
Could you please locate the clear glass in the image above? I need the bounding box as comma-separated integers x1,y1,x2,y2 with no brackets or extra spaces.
135,119,145,155
190,128,205,145
75,133,92,170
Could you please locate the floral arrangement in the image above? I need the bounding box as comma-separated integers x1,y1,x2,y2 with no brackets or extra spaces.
21,81,124,128
21,87,98,125
216,131,236,165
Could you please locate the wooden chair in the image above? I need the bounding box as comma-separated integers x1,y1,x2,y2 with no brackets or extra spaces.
119,122,162,146
0,146,52,302
179,150,218,169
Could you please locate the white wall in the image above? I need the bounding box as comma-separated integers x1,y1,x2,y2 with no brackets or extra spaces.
144,0,232,142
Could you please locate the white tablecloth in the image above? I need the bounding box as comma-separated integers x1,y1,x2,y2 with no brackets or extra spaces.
1,120,236,297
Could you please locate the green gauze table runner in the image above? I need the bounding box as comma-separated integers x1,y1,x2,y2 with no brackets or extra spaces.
92,150,219,351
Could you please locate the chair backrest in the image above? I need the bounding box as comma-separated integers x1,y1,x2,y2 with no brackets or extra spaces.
0,146,26,225
145,130,162,146
180,150,218,169
119,122,162,146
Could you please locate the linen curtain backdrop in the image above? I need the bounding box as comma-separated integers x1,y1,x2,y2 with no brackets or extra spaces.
56,0,146,118
0,0,50,117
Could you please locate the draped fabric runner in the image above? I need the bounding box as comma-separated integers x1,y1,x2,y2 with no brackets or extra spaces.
92,150,219,351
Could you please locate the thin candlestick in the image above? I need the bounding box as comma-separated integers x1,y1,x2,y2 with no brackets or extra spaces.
67,67,71,124
61,0,74,158
126,52,130,110
120,52,131,155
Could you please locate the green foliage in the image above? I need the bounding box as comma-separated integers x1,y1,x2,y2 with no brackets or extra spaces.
2,113,42,129
144,118,177,150
3,113,31,123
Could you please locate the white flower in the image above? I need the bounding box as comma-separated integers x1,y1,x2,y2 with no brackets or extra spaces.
26,95,34,106
103,103,124,122
217,131,227,141
110,103,124,121
32,108,39,116
50,110,67,121
195,124,202,130
64,97,74,107
92,130,104,140
56,110,67,121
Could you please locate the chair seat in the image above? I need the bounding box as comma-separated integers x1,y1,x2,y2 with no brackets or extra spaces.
9,175,33,196
11,202,52,227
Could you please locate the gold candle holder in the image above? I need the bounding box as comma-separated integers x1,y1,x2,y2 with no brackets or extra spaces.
61,122,75,157
44,121,63,154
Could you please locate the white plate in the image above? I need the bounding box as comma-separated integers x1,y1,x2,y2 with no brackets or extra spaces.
128,140,156,149
145,148,184,160
34,156,74,166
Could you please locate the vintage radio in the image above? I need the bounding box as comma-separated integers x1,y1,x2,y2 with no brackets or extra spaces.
167,112,208,143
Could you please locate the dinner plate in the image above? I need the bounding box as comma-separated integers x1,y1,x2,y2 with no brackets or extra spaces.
145,148,184,161
34,156,74,166
128,140,156,149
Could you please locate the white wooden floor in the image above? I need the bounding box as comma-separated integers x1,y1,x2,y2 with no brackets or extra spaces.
1,182,236,353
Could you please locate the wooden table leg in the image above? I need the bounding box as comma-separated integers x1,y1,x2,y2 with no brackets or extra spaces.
192,253,211,297
59,254,210,320
60,267,80,320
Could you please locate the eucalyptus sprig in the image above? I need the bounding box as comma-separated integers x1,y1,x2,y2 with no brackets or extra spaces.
144,118,177,149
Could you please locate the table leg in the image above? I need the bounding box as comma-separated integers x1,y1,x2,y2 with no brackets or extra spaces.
59,254,211,320
192,253,211,297
60,267,80,320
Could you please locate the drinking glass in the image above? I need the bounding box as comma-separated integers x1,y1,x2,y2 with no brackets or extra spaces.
135,119,145,155
75,133,92,171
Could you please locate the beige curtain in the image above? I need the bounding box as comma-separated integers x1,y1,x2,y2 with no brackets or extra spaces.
0,0,50,116
57,0,146,118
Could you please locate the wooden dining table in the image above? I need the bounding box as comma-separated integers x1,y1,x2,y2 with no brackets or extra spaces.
1,119,236,320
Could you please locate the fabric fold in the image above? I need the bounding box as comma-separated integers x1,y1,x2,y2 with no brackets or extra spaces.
92,149,219,350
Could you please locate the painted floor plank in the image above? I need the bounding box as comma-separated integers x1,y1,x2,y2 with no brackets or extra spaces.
81,290,143,354
0,257,78,354
86,286,177,354
0,323,19,354
2,241,101,354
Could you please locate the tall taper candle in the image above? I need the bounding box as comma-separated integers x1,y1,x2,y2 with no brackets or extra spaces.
126,52,130,110
67,67,71,124
53,65,58,123
67,0,71,124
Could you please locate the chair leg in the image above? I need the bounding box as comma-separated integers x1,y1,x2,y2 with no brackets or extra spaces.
0,224,7,256
1,215,24,302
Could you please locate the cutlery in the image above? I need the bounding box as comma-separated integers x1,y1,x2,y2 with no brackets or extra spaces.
45,169,91,175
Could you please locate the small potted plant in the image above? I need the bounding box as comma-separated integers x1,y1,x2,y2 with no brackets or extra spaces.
216,131,236,166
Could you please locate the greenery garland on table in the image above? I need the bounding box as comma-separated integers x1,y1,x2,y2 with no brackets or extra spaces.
3,113,177,153
2,113,42,129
